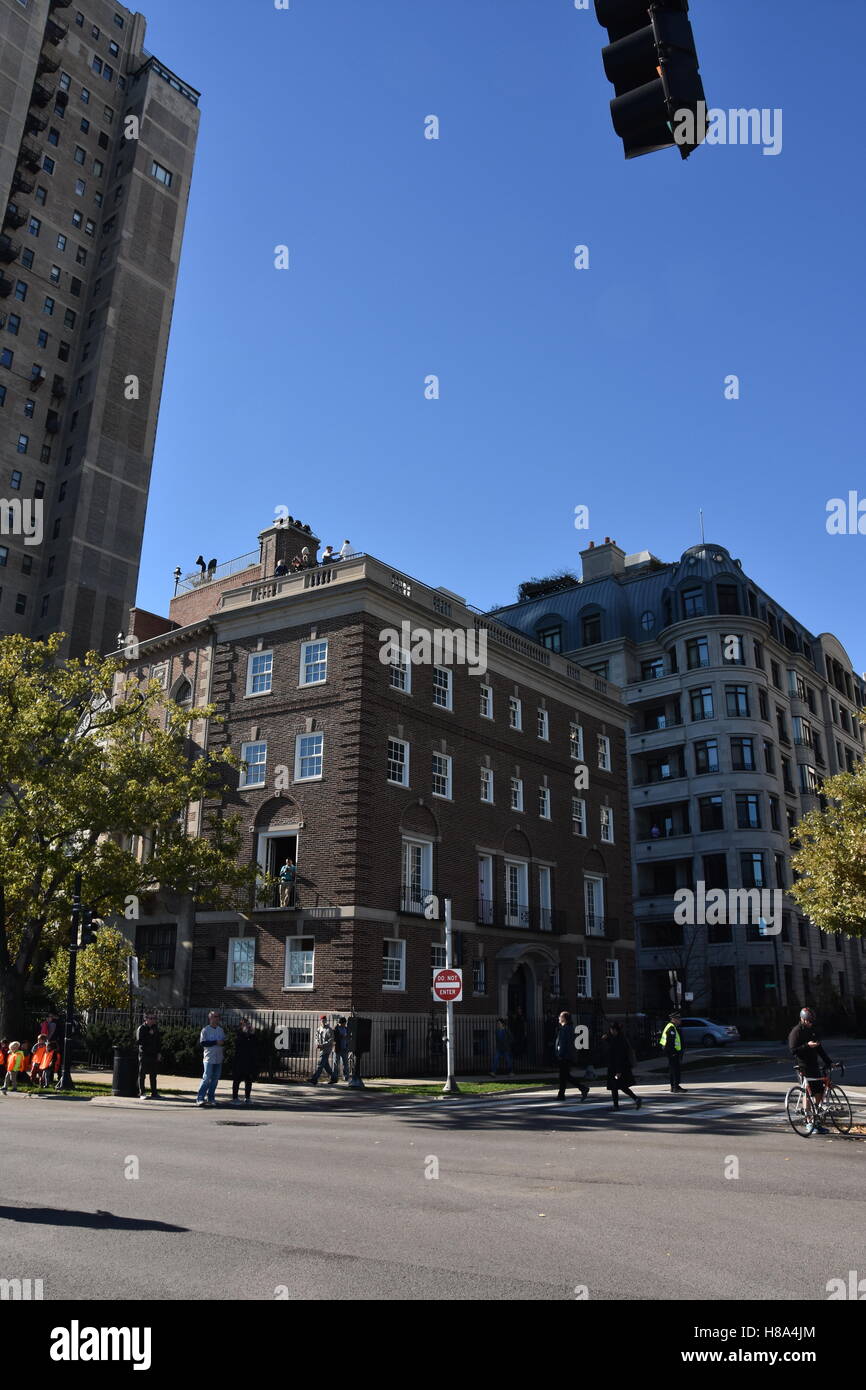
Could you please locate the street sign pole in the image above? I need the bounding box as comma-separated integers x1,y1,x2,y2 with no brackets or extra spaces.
58,872,81,1091
442,897,460,1096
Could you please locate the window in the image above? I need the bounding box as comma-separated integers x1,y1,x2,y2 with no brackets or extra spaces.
23,400,34,418
1,349,14,368
104,66,113,83
56,234,67,252
686,636,710,669
736,793,761,830
13,280,26,301
81,89,90,105
0,386,5,407
480,767,493,803
6,315,20,335
43,297,55,316
763,739,776,773
717,583,741,615
584,875,605,935
723,635,745,664
681,586,705,617
725,685,749,717
771,660,782,690
432,752,452,799
295,732,324,781
383,939,406,990
537,708,549,740
576,957,591,998
91,24,100,38
741,852,766,890
21,248,34,268
597,734,611,771
60,73,71,93
286,938,314,989
432,666,452,710
799,764,820,794
504,860,529,927
48,128,60,146
699,795,724,831
472,957,487,994
387,738,409,787
80,117,90,133
753,639,765,669
758,688,769,721
64,310,76,329
93,159,104,177
246,651,273,696
572,797,586,836
42,156,56,175
75,178,86,196
109,41,120,57
431,943,447,972
641,658,665,679
114,13,125,28
694,738,719,774
769,795,781,831
92,58,104,76
29,218,42,237
538,625,562,652
70,278,81,297
605,959,620,999
72,211,83,228
0,547,7,567
37,331,49,349
510,777,524,812
74,145,86,166
508,696,522,730
9,470,22,490
58,341,70,361
14,594,26,614
17,435,28,454
239,740,267,788
151,161,174,188
300,639,327,685
600,805,614,843
731,736,756,772
389,650,410,693
690,686,714,720
570,722,584,760
479,684,492,718
226,937,255,989
402,839,432,912
538,785,551,819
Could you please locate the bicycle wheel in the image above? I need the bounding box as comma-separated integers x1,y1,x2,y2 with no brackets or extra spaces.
826,1086,853,1134
785,1085,813,1137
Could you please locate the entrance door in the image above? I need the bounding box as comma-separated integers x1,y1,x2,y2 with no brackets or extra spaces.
257,832,298,907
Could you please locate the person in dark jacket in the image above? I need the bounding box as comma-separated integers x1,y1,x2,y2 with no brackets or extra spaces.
603,1022,641,1111
136,1012,162,1099
554,1011,590,1102
788,1007,834,1134
232,1018,259,1106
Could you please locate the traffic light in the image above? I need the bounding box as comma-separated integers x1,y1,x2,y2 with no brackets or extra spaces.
594,0,707,160
79,909,104,948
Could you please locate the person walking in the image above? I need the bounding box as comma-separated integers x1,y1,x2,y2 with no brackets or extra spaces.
136,1010,162,1099
196,1011,226,1107
232,1017,259,1106
308,1015,334,1085
554,1011,590,1102
2,1041,27,1093
660,1012,686,1092
490,1018,514,1077
330,1017,351,1084
603,1022,641,1111
278,857,297,908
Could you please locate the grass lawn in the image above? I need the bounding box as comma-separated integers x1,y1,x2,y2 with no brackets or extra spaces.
375,1080,550,1097
2,1083,185,1100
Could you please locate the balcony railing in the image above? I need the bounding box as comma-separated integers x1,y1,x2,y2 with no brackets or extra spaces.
45,18,69,44
31,84,54,108
45,414,61,434
4,206,27,230
176,547,260,594
50,0,73,9
476,897,494,926
0,236,20,263
400,887,435,916
51,375,66,399
539,908,567,935
0,275,12,299
503,902,530,929
11,175,34,197
585,914,608,937
38,53,61,75
254,884,299,911
19,145,42,172
25,113,48,134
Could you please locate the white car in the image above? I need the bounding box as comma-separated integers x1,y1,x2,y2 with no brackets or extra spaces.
678,1017,740,1048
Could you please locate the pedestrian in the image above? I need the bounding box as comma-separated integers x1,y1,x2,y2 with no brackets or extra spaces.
320,545,335,565
2,1041,27,1093
278,857,297,907
137,1010,162,1099
330,1017,351,1084
232,1017,259,1106
38,1038,61,1088
554,1011,590,1102
490,1018,514,1077
0,1040,7,1076
308,1015,334,1085
39,1011,59,1042
195,1010,226,1107
603,1022,641,1111
660,1012,686,1092
338,539,352,561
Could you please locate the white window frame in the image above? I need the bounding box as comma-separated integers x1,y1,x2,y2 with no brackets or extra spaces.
510,776,524,812
508,696,523,731
572,796,587,837
480,684,493,719
284,939,315,995
432,665,453,710
538,865,552,931
472,956,487,994
431,942,447,971
480,767,494,803
432,751,452,799
600,805,614,843
576,956,591,998
605,958,620,999
538,785,551,819
402,838,433,912
239,740,267,789
246,650,273,697
389,650,411,693
387,737,409,787
597,733,611,772
226,936,255,988
477,854,493,924
300,639,328,687
294,731,323,782
504,859,529,928
570,722,584,760
585,874,605,936
383,938,406,991
537,708,549,741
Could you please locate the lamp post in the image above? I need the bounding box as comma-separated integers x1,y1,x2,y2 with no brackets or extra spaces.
442,897,460,1095
58,872,81,1090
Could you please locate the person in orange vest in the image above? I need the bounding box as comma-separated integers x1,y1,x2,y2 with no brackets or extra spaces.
19,1042,33,1087
0,1040,8,1074
29,1040,47,1086
39,1040,61,1088
3,1041,27,1092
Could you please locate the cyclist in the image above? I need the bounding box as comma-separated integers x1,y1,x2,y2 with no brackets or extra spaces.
788,1007,833,1135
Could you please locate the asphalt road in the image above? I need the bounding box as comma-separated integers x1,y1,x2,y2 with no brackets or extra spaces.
2,1045,865,1302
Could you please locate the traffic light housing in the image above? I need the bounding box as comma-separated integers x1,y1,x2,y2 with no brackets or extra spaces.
594,0,707,160
79,909,103,948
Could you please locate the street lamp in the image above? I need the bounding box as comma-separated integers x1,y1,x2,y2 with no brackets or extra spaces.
57,872,81,1090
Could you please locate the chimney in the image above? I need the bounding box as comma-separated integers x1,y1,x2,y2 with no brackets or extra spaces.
259,515,321,574
580,538,626,583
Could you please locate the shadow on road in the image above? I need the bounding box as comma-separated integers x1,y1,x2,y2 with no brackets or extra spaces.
0,1205,188,1232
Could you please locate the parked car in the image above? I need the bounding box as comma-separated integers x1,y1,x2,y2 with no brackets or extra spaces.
678,1017,740,1048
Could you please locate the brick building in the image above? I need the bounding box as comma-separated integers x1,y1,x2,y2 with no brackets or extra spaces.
120,516,636,1050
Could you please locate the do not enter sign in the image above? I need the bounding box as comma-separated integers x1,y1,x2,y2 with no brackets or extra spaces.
432,967,463,1003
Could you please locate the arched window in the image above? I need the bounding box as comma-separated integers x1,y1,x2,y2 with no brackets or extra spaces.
173,679,193,708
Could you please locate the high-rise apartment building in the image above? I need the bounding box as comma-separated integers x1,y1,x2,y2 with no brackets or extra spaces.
0,0,199,654
493,539,866,1016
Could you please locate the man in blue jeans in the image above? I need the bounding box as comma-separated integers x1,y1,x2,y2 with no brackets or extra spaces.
196,1010,226,1107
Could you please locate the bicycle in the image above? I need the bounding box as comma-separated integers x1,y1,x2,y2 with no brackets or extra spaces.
784,1060,852,1137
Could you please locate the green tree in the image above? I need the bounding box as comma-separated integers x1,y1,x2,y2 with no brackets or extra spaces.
43,923,152,1012
0,634,260,1036
790,731,866,940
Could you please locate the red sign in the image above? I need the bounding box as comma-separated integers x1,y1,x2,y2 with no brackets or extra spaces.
432,967,463,1003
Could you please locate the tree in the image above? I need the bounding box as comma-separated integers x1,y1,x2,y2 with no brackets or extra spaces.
43,923,152,1012
516,571,579,603
0,635,260,1036
789,741,866,941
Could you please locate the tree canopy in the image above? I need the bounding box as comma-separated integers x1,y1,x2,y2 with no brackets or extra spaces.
790,730,866,939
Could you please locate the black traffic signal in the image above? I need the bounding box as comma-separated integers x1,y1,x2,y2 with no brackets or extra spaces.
594,0,707,160
79,908,103,948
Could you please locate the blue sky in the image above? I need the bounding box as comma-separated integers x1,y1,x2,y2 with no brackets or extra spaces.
136,0,865,670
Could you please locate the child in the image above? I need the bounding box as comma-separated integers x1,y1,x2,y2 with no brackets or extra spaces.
3,1041,26,1092
0,1039,7,1075
29,1039,46,1086
39,1040,60,1088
